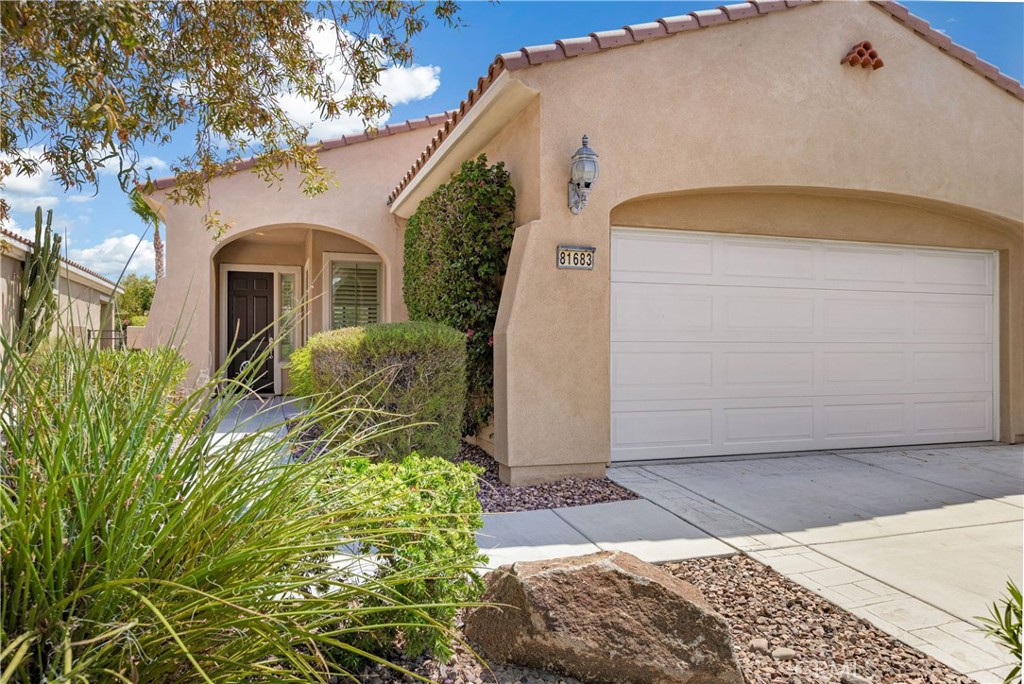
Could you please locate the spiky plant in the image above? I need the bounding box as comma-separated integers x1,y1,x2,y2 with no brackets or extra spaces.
0,324,483,682
16,207,62,353
978,580,1023,684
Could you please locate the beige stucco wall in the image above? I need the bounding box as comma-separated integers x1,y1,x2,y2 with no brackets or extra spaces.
145,124,440,383
0,252,23,342
479,1,1023,483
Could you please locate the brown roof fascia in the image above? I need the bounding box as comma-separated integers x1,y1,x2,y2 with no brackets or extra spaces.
147,111,456,192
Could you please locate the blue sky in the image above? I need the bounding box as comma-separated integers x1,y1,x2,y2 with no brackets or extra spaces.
2,1,1021,280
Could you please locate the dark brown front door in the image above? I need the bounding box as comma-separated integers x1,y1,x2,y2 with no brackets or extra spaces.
227,271,274,393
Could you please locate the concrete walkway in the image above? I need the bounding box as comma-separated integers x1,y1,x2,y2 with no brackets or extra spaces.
476,444,1023,683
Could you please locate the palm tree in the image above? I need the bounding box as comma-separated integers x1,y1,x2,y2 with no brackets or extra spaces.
129,188,163,280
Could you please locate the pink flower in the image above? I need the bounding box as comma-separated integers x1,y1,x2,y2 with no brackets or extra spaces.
487,335,494,348
466,328,474,339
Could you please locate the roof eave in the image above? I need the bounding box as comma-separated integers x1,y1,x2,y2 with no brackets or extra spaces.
389,72,539,219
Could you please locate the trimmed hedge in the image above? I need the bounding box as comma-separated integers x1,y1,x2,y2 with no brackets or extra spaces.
403,154,515,435
293,321,466,460
317,453,486,661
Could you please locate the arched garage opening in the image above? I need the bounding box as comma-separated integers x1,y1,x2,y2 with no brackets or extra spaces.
606,188,1022,461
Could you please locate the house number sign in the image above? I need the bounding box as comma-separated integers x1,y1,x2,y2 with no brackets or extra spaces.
557,245,596,270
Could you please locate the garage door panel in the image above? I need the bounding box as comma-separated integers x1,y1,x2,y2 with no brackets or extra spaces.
613,284,991,344
612,342,993,401
613,229,994,296
611,393,993,461
610,229,996,461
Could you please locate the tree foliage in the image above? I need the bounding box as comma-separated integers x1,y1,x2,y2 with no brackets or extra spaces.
0,0,460,228
129,188,163,279
403,155,516,435
115,273,155,323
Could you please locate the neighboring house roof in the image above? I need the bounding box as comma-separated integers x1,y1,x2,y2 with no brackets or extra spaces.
385,0,1024,206
0,226,120,292
148,111,455,191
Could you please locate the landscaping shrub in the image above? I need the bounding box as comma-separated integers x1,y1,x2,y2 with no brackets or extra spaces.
318,453,486,661
129,313,148,327
403,155,515,435
297,321,466,460
0,331,481,682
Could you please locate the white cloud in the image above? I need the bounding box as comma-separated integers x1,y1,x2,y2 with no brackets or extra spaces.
139,155,169,171
279,21,442,142
6,194,60,212
66,195,95,204
2,146,63,213
69,234,155,278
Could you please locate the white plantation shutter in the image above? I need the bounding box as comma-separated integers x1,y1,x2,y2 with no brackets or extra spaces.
330,261,380,328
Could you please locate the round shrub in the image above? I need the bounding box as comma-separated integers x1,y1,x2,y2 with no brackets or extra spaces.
304,321,466,460
403,154,515,435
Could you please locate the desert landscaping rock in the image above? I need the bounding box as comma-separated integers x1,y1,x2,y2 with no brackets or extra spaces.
840,672,873,684
771,647,797,661
463,551,744,684
453,443,639,513
357,554,977,683
749,638,770,654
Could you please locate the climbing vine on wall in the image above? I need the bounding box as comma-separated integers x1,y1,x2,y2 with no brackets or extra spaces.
403,155,516,436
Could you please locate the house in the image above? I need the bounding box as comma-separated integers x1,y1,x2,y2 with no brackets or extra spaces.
142,0,1024,485
1,226,121,346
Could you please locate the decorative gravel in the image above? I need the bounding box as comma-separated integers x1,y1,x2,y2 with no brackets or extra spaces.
451,442,640,513
356,554,977,684
665,555,974,684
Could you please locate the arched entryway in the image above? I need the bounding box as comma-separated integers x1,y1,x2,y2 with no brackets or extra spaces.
212,224,390,395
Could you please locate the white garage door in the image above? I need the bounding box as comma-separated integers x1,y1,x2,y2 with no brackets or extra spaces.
610,228,997,462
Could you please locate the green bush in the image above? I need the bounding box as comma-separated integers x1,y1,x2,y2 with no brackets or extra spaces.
129,314,148,327
1,329,481,681
298,321,467,460
403,154,515,434
318,453,486,661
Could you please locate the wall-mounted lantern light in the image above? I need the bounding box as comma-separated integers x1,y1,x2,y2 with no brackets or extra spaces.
568,135,599,215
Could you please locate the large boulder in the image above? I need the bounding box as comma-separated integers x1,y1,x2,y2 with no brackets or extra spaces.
464,551,743,684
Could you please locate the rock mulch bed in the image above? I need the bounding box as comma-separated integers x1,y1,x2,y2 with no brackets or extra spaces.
358,554,976,684
665,555,974,684
451,442,639,513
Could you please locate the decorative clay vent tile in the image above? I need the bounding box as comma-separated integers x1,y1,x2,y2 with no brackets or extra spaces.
842,40,884,69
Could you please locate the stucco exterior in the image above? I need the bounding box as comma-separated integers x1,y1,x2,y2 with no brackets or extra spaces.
146,0,1023,483
1,233,120,346
144,122,441,385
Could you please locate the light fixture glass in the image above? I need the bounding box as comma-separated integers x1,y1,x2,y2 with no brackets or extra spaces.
568,135,599,215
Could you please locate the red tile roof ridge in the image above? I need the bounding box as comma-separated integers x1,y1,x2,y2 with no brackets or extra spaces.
148,110,457,191
1,226,118,287
387,0,821,205
870,1,1024,100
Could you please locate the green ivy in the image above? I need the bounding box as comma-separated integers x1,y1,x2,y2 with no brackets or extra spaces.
403,155,516,435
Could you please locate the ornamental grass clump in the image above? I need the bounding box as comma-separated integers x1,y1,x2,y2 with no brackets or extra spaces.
0,332,482,682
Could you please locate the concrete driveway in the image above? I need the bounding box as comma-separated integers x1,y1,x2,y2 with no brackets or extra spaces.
478,444,1023,682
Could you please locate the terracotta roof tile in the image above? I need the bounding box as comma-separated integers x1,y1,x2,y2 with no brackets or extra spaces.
497,50,530,70
556,36,602,57
624,22,670,42
523,44,565,65
0,226,117,287
750,1,789,14
842,41,884,70
691,8,730,27
720,3,760,21
591,29,634,49
658,15,701,34
871,2,1024,99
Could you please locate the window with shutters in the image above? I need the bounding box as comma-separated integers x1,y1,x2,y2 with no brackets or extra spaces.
323,253,382,329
